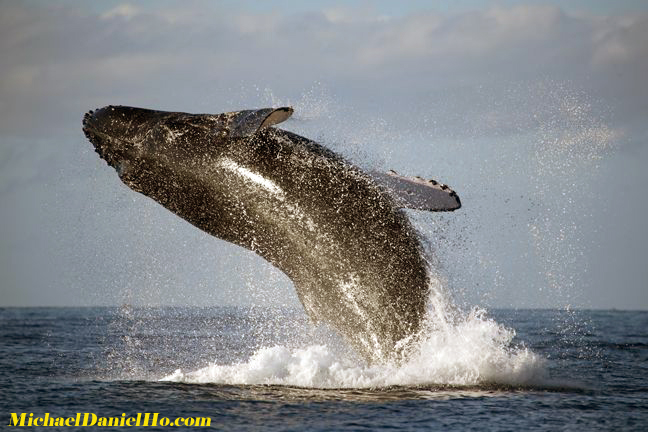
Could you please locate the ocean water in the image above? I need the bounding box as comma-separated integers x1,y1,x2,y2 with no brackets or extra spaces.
1,306,647,430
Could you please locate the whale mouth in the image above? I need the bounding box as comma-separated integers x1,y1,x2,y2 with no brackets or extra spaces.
82,109,104,155
82,110,96,141
83,108,125,169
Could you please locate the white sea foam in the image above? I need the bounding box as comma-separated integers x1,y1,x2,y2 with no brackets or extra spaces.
161,307,546,388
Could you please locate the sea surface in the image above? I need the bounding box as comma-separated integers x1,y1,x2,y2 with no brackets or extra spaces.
1,306,647,431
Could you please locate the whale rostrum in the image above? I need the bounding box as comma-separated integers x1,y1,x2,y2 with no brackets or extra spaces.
83,105,461,363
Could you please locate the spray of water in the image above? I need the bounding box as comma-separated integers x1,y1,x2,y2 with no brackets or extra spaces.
99,82,615,388
162,282,546,387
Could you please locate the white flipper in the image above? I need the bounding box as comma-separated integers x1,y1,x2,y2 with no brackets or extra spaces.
228,107,293,138
372,170,461,212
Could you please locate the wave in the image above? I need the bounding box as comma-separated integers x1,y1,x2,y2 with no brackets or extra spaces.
161,307,546,388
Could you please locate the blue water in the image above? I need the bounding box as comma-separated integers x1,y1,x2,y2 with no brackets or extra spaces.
1,307,647,430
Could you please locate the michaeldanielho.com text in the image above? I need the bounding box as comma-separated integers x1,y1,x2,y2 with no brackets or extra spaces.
9,413,211,427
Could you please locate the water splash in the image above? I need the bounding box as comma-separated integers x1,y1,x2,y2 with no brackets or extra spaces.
100,81,615,387
161,263,546,389
161,305,545,388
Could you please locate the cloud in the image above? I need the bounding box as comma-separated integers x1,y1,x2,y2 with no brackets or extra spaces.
0,1,646,141
100,3,141,21
591,14,648,66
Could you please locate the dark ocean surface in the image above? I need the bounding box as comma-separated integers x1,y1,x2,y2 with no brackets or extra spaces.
1,307,647,431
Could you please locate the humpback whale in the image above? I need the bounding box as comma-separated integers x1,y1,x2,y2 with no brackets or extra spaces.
82,106,461,363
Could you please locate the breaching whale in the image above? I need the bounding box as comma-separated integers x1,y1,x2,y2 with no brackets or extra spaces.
82,106,461,363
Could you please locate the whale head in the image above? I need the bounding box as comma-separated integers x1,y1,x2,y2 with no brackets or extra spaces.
83,104,295,209
84,106,216,169
84,106,150,167
83,105,293,175
82,105,232,194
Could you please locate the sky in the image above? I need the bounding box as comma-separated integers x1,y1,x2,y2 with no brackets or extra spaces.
1,0,647,309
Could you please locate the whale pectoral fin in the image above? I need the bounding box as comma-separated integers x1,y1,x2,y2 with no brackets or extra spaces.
372,170,461,211
228,107,294,138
